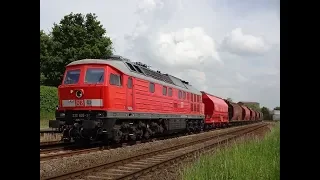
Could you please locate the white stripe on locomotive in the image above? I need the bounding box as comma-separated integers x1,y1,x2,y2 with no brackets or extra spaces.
62,99,103,107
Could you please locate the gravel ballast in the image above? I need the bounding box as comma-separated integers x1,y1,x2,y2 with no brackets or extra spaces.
40,133,62,142
40,123,264,179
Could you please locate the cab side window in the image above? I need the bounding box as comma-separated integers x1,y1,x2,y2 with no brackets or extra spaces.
162,86,167,95
168,88,172,97
149,82,155,93
127,77,132,89
109,73,121,86
178,90,182,99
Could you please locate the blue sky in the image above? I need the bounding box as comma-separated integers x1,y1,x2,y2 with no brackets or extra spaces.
40,0,280,109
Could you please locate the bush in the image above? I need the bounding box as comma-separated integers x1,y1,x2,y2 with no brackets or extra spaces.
40,86,58,113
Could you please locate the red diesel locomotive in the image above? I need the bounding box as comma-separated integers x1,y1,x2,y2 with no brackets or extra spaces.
49,55,262,143
49,55,205,143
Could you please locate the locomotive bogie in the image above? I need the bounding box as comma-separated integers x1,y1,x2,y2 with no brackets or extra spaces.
52,114,204,143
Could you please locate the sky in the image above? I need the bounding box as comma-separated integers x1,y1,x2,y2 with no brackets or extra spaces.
40,0,280,109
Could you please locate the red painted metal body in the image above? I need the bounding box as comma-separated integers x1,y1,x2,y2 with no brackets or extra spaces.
227,101,242,121
127,77,204,115
201,91,229,126
240,105,250,121
58,63,204,117
58,64,106,111
254,110,258,120
248,108,256,120
255,111,259,120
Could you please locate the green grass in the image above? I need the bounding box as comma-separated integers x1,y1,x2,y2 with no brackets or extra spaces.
181,123,280,180
40,85,58,129
40,111,55,129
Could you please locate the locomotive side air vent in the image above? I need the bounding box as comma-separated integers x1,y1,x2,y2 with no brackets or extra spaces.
181,80,189,85
125,60,176,85
134,62,150,68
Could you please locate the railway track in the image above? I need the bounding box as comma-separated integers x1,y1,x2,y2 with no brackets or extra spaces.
40,140,61,146
42,122,267,180
40,128,61,134
39,122,260,161
40,135,186,161
40,121,260,161
40,140,75,154
40,141,65,149
40,146,105,161
40,146,67,154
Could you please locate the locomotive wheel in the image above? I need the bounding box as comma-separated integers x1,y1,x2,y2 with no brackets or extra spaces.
62,137,71,143
112,128,123,143
129,133,136,141
144,128,152,139
76,138,91,145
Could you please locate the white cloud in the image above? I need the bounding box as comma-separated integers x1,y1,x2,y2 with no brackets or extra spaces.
40,0,280,109
221,28,269,56
235,72,249,83
136,0,164,13
155,27,221,68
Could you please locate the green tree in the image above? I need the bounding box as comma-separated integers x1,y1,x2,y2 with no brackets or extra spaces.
41,12,113,86
274,106,280,110
40,30,54,85
261,106,271,120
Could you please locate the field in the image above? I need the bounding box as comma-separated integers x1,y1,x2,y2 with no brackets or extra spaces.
181,122,280,180
40,112,54,129
40,86,58,129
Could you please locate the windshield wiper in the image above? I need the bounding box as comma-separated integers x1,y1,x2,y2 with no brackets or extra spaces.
95,74,104,85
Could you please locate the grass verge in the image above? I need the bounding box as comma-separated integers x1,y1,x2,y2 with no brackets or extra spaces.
181,123,280,180
40,85,58,129
40,111,55,129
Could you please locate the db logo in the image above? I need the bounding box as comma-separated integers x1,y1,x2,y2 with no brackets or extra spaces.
76,100,84,106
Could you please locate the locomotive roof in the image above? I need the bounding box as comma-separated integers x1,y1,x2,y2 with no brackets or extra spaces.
67,57,202,95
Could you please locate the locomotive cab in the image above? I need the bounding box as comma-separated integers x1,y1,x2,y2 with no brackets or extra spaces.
49,61,116,143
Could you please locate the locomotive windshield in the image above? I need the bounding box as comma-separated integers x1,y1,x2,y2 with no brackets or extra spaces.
84,68,105,84
63,69,80,84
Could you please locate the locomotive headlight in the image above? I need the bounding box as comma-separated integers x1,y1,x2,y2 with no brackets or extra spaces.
60,113,65,117
97,113,103,117
75,90,83,98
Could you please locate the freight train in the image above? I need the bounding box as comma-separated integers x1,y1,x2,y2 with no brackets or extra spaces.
49,55,263,144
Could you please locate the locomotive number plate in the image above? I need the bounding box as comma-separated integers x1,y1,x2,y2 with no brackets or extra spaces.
72,113,90,118
76,100,84,106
